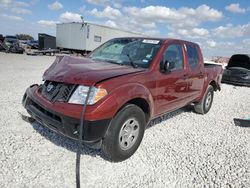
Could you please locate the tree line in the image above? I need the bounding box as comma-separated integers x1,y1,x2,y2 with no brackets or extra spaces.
16,34,34,40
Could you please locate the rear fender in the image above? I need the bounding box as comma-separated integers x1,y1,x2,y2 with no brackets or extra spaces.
197,73,220,102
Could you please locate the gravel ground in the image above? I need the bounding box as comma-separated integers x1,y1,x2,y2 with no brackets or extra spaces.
0,52,250,187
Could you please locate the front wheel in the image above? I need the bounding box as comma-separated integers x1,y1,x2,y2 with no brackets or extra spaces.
194,85,214,114
101,104,146,162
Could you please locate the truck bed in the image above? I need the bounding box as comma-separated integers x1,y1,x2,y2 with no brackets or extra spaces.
204,63,223,90
204,63,222,68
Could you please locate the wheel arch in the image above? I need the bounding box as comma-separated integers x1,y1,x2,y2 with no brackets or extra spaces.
209,80,218,91
107,83,154,124
123,98,150,123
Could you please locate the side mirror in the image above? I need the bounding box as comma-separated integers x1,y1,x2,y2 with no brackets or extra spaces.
161,60,175,73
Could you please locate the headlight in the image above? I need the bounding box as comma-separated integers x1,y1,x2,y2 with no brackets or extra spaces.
68,85,108,105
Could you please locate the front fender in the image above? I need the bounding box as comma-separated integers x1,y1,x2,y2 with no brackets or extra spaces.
113,83,154,118
84,83,154,121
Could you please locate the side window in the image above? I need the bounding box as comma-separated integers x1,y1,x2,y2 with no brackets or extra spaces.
186,44,199,68
163,44,184,70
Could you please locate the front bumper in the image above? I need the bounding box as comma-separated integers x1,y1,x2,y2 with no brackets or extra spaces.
222,77,250,87
22,85,111,144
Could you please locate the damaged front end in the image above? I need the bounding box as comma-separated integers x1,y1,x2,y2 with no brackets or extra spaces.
222,54,250,87
222,67,250,87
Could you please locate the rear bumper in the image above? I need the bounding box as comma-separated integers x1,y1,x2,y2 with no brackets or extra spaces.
22,85,111,144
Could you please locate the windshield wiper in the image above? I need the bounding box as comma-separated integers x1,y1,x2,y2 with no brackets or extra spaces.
126,54,138,68
92,57,123,65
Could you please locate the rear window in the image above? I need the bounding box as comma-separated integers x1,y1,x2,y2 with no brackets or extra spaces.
186,44,199,68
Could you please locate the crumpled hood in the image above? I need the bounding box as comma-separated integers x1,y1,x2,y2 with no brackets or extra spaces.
43,56,145,85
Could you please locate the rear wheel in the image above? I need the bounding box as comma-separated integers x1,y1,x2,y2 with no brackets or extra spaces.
101,104,146,162
194,85,214,114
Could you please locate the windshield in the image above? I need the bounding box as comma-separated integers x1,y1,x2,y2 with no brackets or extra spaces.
89,38,162,68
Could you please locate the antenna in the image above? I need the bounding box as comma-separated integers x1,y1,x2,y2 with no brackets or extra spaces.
80,16,86,30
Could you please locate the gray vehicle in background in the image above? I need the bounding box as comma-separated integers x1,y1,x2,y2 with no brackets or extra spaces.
1,35,24,54
222,54,250,87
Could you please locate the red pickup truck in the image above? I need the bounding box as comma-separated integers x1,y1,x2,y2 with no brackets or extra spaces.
23,38,223,161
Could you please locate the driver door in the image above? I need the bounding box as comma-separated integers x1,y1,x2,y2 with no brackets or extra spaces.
155,43,188,115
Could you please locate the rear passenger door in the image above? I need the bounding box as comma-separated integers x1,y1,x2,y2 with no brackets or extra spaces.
185,44,204,101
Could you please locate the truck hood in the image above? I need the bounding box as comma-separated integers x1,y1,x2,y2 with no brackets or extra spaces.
43,56,145,85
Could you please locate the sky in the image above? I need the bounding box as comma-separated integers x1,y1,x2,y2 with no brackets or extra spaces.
0,0,250,58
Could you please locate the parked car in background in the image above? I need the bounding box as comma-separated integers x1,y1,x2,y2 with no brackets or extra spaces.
27,40,39,49
3,35,24,54
0,34,5,51
19,40,28,48
222,54,250,87
4,35,18,44
0,34,4,42
22,37,223,161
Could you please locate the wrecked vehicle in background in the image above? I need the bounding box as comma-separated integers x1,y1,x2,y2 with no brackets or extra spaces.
27,40,39,49
0,34,5,52
1,35,24,54
222,54,250,87
0,34,4,42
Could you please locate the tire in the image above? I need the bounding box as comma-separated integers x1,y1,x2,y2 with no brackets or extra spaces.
101,104,146,162
194,85,214,114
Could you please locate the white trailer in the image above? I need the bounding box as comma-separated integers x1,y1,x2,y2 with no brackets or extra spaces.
56,22,144,53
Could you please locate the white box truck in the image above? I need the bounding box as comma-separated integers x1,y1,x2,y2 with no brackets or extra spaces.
56,22,145,53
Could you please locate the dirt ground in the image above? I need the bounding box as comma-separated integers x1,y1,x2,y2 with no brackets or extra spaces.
0,52,249,187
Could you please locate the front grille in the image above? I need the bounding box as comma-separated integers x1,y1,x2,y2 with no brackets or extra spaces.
32,101,62,122
40,81,76,102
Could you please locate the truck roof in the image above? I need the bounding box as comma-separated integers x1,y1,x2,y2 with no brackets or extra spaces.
111,37,199,46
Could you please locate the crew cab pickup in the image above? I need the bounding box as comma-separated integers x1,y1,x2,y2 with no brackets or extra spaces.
22,38,223,161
